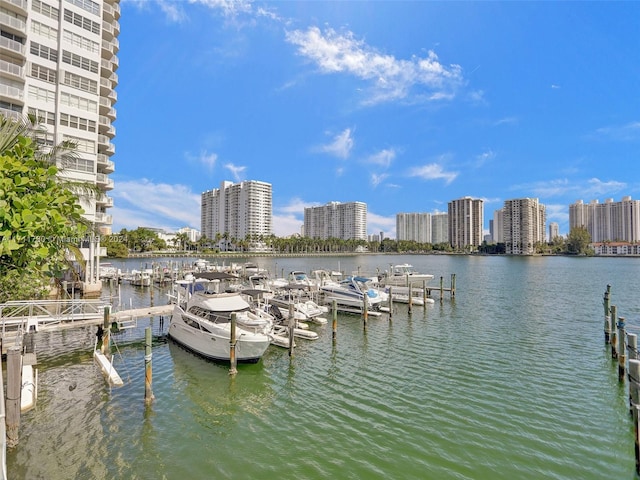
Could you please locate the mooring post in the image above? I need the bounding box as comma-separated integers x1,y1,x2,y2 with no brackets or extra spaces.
618,316,627,381
604,285,612,344
451,273,456,297
422,280,427,305
439,276,444,303
229,312,237,375
630,333,638,362
362,292,368,328
6,346,21,448
629,359,640,417
611,305,618,359
332,299,338,341
102,305,111,358
288,304,295,357
144,326,154,404
388,286,393,320
408,283,413,314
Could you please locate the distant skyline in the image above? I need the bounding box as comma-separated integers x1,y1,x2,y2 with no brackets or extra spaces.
111,1,639,238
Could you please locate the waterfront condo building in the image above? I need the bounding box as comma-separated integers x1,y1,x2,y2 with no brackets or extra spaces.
304,201,367,240
431,212,449,244
396,213,431,243
0,0,120,234
448,197,484,250
201,180,272,248
0,0,120,291
502,198,546,255
569,197,640,243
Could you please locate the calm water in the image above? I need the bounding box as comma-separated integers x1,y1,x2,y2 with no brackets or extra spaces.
7,254,640,479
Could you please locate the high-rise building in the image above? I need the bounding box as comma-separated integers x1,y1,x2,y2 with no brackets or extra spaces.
503,198,546,255
548,222,559,241
0,0,120,234
0,0,120,292
396,213,431,243
448,197,483,250
431,212,448,244
492,209,504,243
304,201,367,240
201,180,272,247
569,197,640,242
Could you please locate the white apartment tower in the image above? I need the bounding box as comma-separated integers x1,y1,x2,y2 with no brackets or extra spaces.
448,197,484,250
503,198,546,255
304,201,367,240
0,0,120,234
396,213,431,243
431,212,448,244
201,180,272,245
492,209,504,243
570,197,640,242
548,222,559,241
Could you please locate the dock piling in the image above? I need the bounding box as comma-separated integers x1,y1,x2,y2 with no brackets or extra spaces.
604,285,612,343
229,313,237,375
288,304,295,357
611,305,618,359
618,316,627,381
144,327,154,404
6,346,21,448
332,300,337,341
362,292,368,328
388,286,393,320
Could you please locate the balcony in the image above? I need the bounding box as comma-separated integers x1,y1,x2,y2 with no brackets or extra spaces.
0,12,26,34
94,212,113,225
3,0,27,13
0,58,23,80
107,89,117,102
102,21,114,40
96,195,114,208
0,35,25,57
0,82,24,102
0,107,21,121
97,153,115,173
96,173,114,190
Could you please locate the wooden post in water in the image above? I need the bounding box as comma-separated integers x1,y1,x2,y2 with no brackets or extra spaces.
388,286,393,320
144,326,154,404
422,280,427,305
229,312,237,375
6,346,21,447
451,273,456,297
611,305,618,359
439,276,444,303
631,359,640,475
603,285,612,344
362,292,368,328
102,305,111,358
630,333,638,362
408,284,413,314
618,316,627,381
332,300,337,341
288,304,295,356
629,359,640,417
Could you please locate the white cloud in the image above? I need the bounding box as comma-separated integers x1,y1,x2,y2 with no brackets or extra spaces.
111,179,201,231
593,121,640,141
371,173,388,188
408,163,458,185
318,128,354,159
475,150,495,167
194,151,218,172
512,177,627,199
285,26,463,105
366,148,396,168
224,163,247,181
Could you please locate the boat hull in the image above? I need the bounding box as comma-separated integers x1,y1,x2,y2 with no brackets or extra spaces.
168,306,270,363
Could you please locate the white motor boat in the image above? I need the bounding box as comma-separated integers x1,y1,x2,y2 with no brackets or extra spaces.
168,289,272,363
379,264,434,287
269,287,328,325
128,268,152,287
320,276,387,310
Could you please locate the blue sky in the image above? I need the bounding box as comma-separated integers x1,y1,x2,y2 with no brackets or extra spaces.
111,1,640,238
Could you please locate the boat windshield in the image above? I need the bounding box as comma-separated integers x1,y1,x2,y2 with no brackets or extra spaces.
188,305,250,323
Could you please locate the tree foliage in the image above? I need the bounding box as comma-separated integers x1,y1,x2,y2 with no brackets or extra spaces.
566,226,593,255
0,124,87,301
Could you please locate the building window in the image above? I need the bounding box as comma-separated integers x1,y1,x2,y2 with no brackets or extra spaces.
61,91,97,113
63,9,100,35
60,112,96,132
62,50,98,74
30,41,58,62
62,29,99,54
30,63,57,83
27,107,55,126
32,0,59,20
63,71,97,94
28,85,56,103
31,20,58,41
65,0,100,16
63,134,95,154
